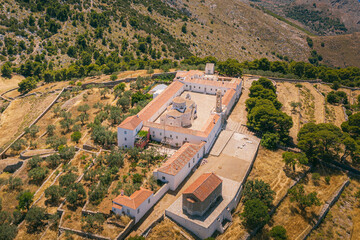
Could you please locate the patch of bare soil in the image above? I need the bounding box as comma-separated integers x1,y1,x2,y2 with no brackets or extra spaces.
0,75,24,94
276,82,301,143
228,76,252,124
0,93,58,150
147,218,193,240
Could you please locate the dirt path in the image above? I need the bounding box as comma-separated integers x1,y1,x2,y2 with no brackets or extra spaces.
276,82,301,143
228,76,255,124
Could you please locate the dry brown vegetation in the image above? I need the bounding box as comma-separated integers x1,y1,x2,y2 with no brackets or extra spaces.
255,166,348,239
146,218,193,240
308,178,360,240
313,33,360,68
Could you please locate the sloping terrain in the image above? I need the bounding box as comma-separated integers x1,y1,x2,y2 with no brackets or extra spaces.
253,0,360,35
0,0,311,71
312,32,360,68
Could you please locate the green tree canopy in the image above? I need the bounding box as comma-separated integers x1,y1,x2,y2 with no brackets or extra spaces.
242,179,275,208
241,199,270,229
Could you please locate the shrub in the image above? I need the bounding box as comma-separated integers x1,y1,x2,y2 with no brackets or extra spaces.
269,225,287,240
242,179,275,208
241,199,270,229
261,132,280,150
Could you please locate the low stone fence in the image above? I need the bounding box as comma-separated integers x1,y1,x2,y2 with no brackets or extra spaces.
80,72,177,90
115,219,135,240
58,226,111,240
142,214,164,237
300,179,350,240
0,88,65,159
242,166,313,240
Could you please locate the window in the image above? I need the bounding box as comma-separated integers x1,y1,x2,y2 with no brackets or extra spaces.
124,138,127,141
124,131,127,134
162,176,166,180
148,199,150,204
185,137,187,141
153,131,155,134
193,158,195,163
170,134,172,138
176,136,178,139
125,145,127,148
127,209,130,214
137,209,140,214
188,163,190,168
197,153,199,158
160,133,162,136
199,86,200,89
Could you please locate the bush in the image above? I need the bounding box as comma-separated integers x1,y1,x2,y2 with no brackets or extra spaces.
269,225,287,240
242,179,275,208
242,199,270,229
261,132,280,150
71,131,82,143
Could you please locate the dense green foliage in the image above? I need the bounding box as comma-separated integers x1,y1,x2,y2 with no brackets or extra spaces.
242,199,270,229
298,123,359,163
246,78,293,146
286,5,347,35
242,179,275,208
269,225,288,240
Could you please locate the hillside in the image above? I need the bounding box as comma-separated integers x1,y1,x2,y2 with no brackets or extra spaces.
312,32,360,68
252,0,360,35
0,0,311,72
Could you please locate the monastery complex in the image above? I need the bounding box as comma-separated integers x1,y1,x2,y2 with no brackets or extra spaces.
112,64,256,239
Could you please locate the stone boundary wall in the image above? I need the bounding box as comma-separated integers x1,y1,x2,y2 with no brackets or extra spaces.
80,72,177,90
0,88,65,159
242,166,313,240
300,179,350,240
58,226,111,240
115,219,135,240
142,214,164,237
247,74,360,91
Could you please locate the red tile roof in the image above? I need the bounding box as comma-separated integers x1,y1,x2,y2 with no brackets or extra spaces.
183,173,222,202
157,142,205,176
112,204,123,211
144,114,220,138
138,81,184,122
222,88,236,106
118,115,143,130
113,188,153,209
117,81,184,131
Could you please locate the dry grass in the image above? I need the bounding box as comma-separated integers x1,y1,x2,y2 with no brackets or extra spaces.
147,218,192,240
217,147,309,240
308,178,360,240
276,82,301,143
0,93,58,151
0,75,24,94
313,32,360,68
255,166,348,239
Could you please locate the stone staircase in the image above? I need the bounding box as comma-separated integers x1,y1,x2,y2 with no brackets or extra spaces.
225,120,257,136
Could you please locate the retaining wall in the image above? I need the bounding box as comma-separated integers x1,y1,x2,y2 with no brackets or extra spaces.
242,166,313,240
0,88,65,159
301,180,350,240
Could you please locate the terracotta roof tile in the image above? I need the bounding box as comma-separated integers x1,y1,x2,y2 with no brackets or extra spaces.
118,115,143,130
157,142,205,176
144,114,220,138
183,173,222,202
138,81,184,121
222,88,236,106
113,188,153,209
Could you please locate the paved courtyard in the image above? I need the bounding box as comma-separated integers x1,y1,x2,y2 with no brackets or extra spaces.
154,91,216,131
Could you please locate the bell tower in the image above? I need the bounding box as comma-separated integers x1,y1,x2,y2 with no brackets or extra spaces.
216,89,222,113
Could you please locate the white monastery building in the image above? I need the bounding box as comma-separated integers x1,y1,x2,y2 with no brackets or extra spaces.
113,64,243,226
